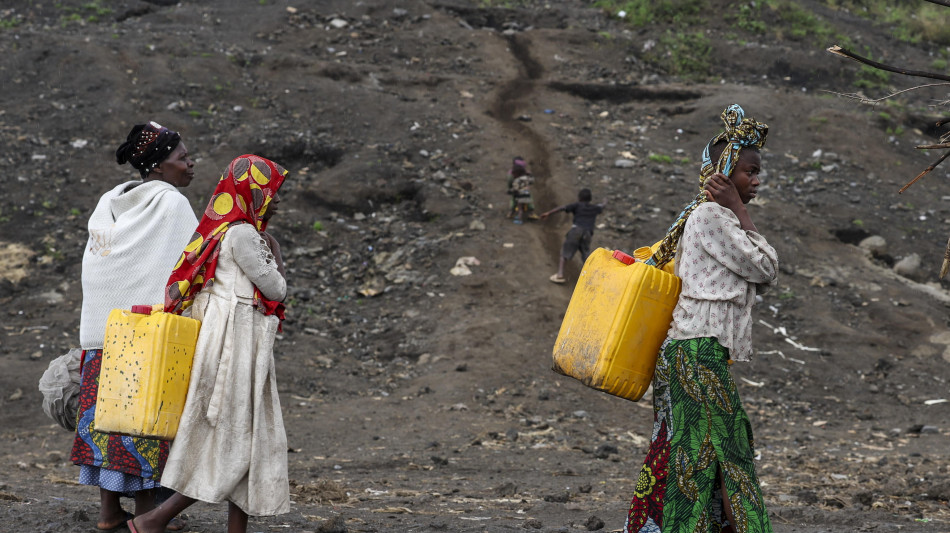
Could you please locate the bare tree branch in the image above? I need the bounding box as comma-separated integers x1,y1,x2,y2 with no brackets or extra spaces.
941,235,950,279
898,150,950,194
924,0,950,8
916,143,950,150
827,45,950,82
822,83,950,104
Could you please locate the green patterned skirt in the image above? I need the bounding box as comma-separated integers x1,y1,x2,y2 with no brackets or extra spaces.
624,338,772,533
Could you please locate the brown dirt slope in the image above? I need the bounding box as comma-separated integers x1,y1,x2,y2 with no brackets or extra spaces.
0,1,949,532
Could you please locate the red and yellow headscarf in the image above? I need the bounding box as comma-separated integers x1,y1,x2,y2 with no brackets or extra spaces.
164,154,289,321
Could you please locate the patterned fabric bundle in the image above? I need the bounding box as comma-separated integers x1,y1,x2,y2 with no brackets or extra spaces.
115,121,181,177
164,155,288,321
624,338,772,533
648,104,769,268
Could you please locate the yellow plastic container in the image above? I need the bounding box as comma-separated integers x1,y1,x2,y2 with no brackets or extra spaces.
552,247,681,402
95,305,200,440
634,241,677,275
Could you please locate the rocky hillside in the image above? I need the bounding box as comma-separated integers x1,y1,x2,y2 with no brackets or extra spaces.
1,1,949,531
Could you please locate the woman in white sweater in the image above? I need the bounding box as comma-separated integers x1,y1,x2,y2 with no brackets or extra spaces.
129,154,289,533
625,105,778,533
70,122,198,531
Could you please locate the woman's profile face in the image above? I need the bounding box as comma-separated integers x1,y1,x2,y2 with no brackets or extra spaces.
261,191,280,222
729,149,761,204
153,143,195,187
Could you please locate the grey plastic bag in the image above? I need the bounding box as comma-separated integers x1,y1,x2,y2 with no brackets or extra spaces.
38,348,83,431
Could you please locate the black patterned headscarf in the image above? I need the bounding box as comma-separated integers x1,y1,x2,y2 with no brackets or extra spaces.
115,121,182,178
648,104,769,268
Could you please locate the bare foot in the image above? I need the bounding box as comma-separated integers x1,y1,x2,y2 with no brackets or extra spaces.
98,509,132,531
166,516,187,531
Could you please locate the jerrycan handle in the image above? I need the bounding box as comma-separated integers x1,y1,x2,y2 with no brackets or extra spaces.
130,304,164,315
612,250,636,265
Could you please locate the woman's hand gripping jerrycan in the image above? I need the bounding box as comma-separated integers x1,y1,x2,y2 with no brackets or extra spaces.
552,245,681,402
94,304,200,440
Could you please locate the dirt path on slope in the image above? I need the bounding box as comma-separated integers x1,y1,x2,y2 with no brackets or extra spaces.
488,33,567,273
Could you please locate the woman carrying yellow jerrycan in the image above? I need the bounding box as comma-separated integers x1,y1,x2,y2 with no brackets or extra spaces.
70,122,197,532
624,104,778,533
129,155,290,533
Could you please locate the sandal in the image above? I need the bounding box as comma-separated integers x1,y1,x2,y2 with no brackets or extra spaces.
549,274,566,284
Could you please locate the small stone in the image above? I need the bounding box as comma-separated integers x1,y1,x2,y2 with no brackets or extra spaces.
893,253,921,278
614,159,636,168
316,515,347,533
494,481,518,497
585,515,605,531
35,290,64,304
595,443,618,459
543,491,571,503
859,235,887,255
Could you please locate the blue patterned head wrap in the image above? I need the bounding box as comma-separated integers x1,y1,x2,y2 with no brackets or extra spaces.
649,104,769,268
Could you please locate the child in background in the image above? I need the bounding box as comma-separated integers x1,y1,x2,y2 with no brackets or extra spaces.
506,156,538,221
510,171,535,224
540,188,606,283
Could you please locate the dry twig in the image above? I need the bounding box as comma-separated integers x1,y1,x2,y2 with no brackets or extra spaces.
942,235,950,279
827,45,950,82
897,150,950,194
824,83,950,105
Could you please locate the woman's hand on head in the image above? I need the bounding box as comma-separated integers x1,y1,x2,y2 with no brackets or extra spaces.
704,173,743,209
704,173,757,232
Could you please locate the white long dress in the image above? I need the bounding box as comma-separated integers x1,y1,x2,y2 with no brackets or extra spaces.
162,223,290,516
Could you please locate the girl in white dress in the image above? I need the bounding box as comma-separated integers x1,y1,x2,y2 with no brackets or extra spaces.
129,154,289,533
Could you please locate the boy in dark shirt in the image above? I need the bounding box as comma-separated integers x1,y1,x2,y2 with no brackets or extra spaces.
540,188,607,283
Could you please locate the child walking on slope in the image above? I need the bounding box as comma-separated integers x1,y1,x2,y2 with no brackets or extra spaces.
506,156,538,222
540,188,606,283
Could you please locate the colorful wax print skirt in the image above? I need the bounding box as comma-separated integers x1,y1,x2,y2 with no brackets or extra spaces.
624,338,772,533
70,349,169,488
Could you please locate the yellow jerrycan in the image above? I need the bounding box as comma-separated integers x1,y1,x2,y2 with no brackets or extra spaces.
95,304,200,440
552,246,681,401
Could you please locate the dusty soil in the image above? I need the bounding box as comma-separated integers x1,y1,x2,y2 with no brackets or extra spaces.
1,1,949,532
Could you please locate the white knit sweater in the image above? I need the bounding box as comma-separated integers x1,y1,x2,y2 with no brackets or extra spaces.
80,180,198,349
